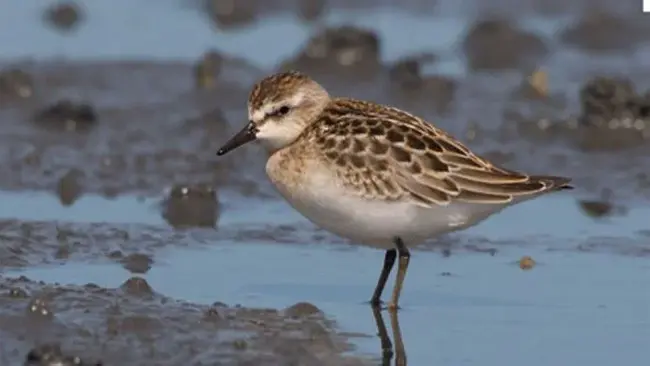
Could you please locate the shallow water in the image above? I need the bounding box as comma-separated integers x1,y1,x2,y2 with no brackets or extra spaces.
3,189,650,365
1,1,467,66
7,229,650,365
1,189,647,242
0,190,303,227
8,246,650,364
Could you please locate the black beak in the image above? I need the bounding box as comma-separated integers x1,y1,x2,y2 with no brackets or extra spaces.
216,122,257,156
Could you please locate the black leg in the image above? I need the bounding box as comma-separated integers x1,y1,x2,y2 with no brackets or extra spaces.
388,237,410,311
370,249,397,307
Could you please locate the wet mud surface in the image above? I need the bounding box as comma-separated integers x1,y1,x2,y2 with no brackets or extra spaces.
1,1,650,365
1,275,365,366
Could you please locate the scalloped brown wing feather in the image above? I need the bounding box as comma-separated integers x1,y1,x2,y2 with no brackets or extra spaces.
306,98,572,208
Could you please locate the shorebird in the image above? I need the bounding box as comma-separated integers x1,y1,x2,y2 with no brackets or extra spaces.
216,71,572,310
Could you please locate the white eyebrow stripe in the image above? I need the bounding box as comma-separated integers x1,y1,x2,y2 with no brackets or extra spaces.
249,90,305,122
263,103,280,116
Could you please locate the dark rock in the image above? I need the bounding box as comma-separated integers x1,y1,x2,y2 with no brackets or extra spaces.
389,58,421,89
463,18,548,71
0,68,34,100
417,75,457,113
33,100,97,133
515,76,650,151
575,77,650,149
579,77,650,127
205,0,257,30
560,12,650,52
297,0,327,22
120,277,154,296
120,253,154,274
388,56,456,114
43,2,83,32
388,53,437,89
161,184,219,228
578,200,614,218
284,302,322,318
25,343,101,365
9,287,29,298
56,169,85,206
283,26,381,78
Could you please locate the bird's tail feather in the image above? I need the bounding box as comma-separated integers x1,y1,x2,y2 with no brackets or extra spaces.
530,175,573,192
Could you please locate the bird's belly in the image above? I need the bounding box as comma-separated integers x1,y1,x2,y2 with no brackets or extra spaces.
271,177,471,249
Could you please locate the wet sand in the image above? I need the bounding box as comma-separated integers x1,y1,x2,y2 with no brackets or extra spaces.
1,1,650,365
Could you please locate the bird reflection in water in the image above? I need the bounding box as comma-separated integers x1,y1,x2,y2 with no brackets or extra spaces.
372,307,407,366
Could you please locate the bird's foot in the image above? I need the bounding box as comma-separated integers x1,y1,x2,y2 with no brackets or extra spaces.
369,298,383,308
386,302,401,312
368,299,401,311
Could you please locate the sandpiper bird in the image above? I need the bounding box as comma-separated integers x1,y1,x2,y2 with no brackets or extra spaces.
216,71,572,310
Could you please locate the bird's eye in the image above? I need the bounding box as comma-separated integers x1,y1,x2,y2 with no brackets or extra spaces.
276,106,290,116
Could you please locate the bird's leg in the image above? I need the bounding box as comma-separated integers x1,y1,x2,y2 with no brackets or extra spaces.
370,249,397,307
388,237,410,311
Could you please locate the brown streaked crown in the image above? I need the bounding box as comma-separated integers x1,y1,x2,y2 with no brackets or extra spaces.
248,70,312,112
